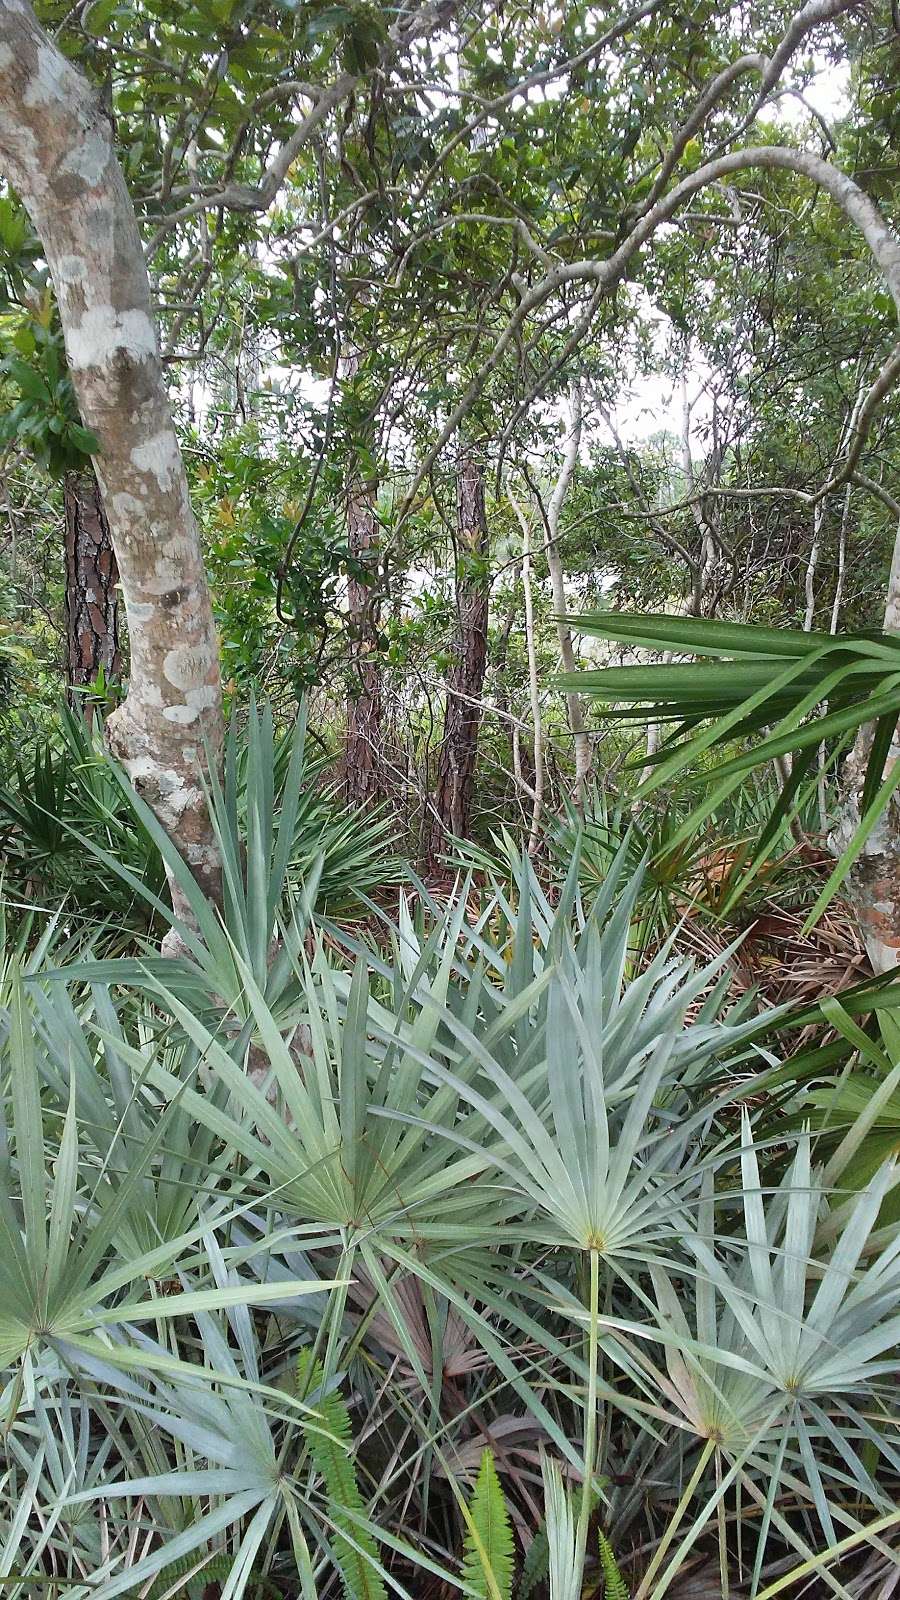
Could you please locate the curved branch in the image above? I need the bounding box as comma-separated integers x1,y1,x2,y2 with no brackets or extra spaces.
640,54,766,213
399,145,898,528
721,0,857,151
815,342,900,501
606,147,900,313
639,0,853,214
143,72,358,252
851,472,900,521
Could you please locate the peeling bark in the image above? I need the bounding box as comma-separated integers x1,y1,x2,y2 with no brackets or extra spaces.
425,452,489,861
0,1,223,914
63,466,121,692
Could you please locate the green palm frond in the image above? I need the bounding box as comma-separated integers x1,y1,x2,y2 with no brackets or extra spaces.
460,1450,514,1600
561,612,900,922
41,696,398,1031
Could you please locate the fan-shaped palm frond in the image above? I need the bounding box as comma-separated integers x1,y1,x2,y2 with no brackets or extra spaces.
561,613,900,923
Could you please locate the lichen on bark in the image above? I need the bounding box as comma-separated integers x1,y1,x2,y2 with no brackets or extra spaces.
0,0,224,916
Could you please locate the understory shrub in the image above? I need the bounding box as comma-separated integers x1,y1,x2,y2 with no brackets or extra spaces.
0,716,897,1598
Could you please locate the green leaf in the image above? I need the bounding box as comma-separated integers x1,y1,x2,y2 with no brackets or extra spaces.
598,1531,629,1600
307,5,353,35
3,357,50,402
67,421,101,455
518,1522,549,1600
561,613,900,923
146,1552,235,1599
9,966,47,1300
83,0,120,30
681,136,702,170
460,1450,514,1600
296,1350,388,1600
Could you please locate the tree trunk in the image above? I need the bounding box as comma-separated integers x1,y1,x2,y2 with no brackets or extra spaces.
63,467,121,694
0,2,223,914
343,478,384,807
837,514,900,974
425,452,489,862
522,514,544,854
817,486,852,830
545,387,591,808
829,482,850,635
803,500,825,632
641,651,672,786
680,370,716,616
508,489,544,853
339,349,384,808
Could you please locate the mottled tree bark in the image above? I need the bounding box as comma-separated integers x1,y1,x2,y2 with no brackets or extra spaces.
0,2,223,914
63,467,121,693
425,453,489,862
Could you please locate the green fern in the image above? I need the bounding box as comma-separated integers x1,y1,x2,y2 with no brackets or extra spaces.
598,1531,629,1600
146,1552,234,1597
295,1349,388,1600
460,1450,515,1600
517,1522,549,1600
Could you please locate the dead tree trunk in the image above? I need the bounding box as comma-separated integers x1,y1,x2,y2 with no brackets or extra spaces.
63,467,121,694
836,515,900,974
0,2,223,913
338,347,384,808
343,479,384,807
679,370,717,616
508,488,544,852
425,452,489,862
545,387,591,808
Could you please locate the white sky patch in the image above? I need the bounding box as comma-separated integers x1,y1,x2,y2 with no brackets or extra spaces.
776,57,851,128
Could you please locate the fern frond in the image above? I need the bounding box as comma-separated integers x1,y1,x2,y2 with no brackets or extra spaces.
296,1349,388,1600
147,1552,234,1598
518,1522,549,1600
598,1531,629,1600
460,1450,514,1600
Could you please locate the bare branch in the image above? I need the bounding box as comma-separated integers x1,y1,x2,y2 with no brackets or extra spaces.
815,342,900,501
722,0,857,150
